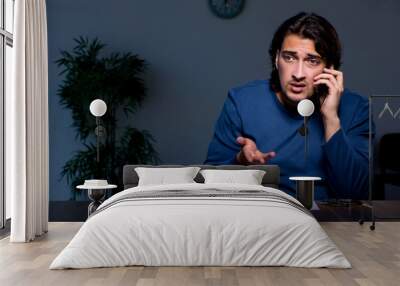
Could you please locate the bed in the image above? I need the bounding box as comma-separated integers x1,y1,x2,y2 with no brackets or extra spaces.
50,165,350,269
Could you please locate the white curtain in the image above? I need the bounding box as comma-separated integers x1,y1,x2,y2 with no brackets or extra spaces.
6,0,49,242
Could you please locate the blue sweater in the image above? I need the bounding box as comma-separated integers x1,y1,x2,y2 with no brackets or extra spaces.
204,80,370,200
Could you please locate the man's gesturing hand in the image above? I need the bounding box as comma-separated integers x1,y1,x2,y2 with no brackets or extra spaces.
235,136,276,164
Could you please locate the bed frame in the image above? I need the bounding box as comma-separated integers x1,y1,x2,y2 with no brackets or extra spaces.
123,164,280,189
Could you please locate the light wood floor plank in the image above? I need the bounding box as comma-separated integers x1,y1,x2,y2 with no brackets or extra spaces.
0,222,400,285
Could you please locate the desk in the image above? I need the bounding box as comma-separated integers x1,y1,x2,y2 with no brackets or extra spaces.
312,200,400,222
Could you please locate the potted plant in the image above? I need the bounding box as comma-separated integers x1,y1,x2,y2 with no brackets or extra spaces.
57,37,159,200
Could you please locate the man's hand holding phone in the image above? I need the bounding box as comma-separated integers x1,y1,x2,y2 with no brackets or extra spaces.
313,67,344,119
235,136,276,164
313,67,344,140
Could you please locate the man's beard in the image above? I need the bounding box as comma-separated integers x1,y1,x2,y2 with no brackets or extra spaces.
279,93,299,115
279,85,326,115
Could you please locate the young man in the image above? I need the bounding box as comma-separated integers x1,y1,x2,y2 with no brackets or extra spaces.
204,12,369,200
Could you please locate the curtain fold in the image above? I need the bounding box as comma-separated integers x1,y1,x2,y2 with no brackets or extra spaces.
7,0,49,242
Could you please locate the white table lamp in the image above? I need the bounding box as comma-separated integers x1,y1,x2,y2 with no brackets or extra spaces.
293,99,320,209
297,99,315,162
89,99,107,163
90,99,107,117
297,99,314,117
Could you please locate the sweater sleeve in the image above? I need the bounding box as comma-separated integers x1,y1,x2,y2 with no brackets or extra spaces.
204,92,242,165
321,99,370,200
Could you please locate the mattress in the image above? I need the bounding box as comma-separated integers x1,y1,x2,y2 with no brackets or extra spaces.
50,183,350,269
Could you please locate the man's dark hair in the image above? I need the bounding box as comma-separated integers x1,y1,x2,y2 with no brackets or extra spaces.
269,12,342,92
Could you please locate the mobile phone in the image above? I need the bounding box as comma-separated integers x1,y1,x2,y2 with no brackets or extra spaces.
311,83,329,111
314,83,329,101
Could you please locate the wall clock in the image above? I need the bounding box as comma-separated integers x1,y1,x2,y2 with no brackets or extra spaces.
209,0,245,19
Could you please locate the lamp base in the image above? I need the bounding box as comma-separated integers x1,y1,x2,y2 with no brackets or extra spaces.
87,189,106,216
296,180,314,210
289,176,322,210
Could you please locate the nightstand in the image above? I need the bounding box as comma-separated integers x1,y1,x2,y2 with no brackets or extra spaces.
77,182,117,217
289,176,321,210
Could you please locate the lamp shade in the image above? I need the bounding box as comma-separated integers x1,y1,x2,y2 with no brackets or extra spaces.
297,99,314,117
89,99,107,117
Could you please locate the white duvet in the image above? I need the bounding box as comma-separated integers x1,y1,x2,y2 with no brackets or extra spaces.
50,183,351,269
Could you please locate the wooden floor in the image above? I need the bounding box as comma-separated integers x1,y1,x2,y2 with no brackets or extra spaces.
0,222,399,286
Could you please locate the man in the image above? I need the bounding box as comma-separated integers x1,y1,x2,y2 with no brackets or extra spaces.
204,12,369,200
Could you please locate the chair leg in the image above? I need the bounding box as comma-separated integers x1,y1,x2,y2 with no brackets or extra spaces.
370,202,376,231
358,202,375,231
358,202,364,225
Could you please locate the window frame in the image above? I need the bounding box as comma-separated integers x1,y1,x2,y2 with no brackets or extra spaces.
0,0,14,230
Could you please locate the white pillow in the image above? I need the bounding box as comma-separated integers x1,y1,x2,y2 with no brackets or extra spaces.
135,167,201,186
200,169,266,185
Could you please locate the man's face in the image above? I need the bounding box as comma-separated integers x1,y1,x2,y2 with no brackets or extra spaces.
275,34,325,104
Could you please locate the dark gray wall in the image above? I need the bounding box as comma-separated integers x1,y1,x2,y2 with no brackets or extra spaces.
48,0,400,201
